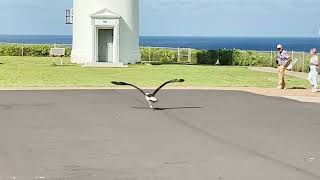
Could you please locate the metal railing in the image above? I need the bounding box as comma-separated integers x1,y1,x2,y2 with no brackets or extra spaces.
140,46,194,64
258,50,310,72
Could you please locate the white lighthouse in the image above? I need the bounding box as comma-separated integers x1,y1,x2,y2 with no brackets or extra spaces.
71,0,140,67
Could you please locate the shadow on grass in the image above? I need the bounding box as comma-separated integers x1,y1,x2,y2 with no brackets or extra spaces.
287,87,307,90
50,64,76,67
132,106,202,111
141,62,238,67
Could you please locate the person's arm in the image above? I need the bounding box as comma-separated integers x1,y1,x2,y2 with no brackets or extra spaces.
310,56,319,66
310,62,318,66
284,52,291,62
283,51,291,67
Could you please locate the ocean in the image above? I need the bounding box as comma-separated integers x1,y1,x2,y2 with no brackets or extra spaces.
0,35,319,52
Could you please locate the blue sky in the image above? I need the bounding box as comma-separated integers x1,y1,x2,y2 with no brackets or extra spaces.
0,0,319,37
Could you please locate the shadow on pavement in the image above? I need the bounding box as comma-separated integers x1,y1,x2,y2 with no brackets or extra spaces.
132,106,202,111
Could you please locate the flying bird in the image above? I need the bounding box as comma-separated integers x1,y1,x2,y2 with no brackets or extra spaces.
111,79,185,109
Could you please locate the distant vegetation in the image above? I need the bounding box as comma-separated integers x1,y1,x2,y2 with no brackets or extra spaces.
0,44,71,57
0,44,310,72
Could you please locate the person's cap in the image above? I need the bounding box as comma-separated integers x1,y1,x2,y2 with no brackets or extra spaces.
277,44,283,49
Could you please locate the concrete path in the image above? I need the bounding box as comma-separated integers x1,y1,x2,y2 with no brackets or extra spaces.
0,90,320,180
249,67,308,79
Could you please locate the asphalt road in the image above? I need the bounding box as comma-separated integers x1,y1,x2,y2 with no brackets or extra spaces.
0,90,320,180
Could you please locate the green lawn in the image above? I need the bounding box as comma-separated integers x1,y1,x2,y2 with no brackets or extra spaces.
0,56,309,88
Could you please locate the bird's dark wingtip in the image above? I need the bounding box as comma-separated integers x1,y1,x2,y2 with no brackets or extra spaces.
177,79,185,82
111,81,127,85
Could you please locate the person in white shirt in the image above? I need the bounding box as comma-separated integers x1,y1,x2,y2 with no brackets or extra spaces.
308,48,319,93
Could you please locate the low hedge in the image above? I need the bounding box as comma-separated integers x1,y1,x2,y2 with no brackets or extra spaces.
0,45,272,66
140,47,198,64
0,44,71,57
196,49,272,66
1,44,309,72
141,48,273,66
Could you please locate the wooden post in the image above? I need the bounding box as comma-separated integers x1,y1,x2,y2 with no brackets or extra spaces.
177,47,180,62
148,47,151,61
188,48,192,63
302,52,305,72
21,43,24,56
270,50,273,66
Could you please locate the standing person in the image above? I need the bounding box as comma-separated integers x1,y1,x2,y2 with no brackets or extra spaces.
308,48,319,93
276,44,291,89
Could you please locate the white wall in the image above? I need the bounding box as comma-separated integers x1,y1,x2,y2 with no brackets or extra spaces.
72,0,140,64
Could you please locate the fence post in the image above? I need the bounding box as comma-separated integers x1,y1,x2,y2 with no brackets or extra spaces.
302,52,305,72
188,48,192,63
216,51,220,65
177,47,180,62
270,50,273,67
148,47,151,61
21,43,24,56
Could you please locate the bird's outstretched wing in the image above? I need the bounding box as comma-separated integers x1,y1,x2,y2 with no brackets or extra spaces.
152,79,185,96
111,81,146,95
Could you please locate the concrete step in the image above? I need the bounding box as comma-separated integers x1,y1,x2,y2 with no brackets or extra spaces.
82,62,128,68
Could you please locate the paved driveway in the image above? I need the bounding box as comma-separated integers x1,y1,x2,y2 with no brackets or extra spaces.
0,90,319,180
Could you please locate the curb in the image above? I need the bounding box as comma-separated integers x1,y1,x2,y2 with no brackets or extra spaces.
0,87,319,103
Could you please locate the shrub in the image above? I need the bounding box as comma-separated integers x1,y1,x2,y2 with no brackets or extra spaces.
0,44,22,56
0,44,71,57
140,47,198,64
197,49,272,66
232,50,271,66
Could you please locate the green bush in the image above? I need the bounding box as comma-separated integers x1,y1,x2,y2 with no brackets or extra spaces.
23,45,50,57
141,47,177,63
292,53,311,72
232,50,271,66
140,47,198,64
0,44,71,57
196,50,218,65
0,44,22,56
196,49,272,66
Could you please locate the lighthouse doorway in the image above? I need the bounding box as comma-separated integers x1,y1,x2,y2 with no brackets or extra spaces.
98,29,114,62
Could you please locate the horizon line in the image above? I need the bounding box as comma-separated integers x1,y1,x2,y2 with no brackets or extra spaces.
0,34,319,38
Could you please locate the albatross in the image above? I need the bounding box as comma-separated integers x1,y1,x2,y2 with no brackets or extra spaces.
111,79,185,109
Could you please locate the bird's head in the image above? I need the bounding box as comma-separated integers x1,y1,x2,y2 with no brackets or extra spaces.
146,93,152,97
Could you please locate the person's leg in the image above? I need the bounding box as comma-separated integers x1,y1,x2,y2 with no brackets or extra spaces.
277,66,283,89
308,72,314,87
308,73,315,92
282,67,286,89
279,65,286,89
312,73,318,92
309,68,318,92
